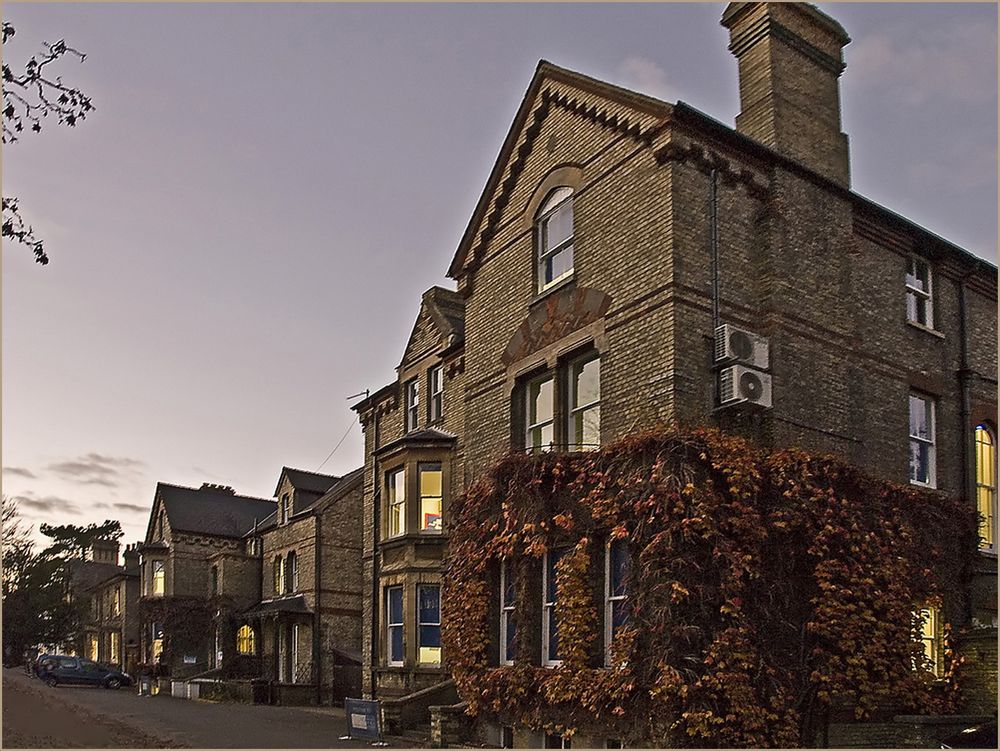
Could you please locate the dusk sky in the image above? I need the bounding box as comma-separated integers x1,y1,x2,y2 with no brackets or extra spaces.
2,2,996,550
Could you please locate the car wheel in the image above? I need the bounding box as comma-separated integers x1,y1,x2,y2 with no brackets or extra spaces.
105,677,122,690
44,676,58,688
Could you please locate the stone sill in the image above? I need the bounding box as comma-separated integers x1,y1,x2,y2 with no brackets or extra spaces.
906,320,945,339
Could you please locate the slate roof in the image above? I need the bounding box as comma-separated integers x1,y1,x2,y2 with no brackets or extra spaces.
244,594,311,616
273,467,341,498
157,483,276,538
68,559,123,591
251,467,364,534
374,427,458,457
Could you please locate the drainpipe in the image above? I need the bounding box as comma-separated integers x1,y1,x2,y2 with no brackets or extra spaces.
314,509,322,705
957,274,975,625
709,167,721,333
369,399,381,700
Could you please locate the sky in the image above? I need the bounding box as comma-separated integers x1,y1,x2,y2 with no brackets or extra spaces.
2,2,996,551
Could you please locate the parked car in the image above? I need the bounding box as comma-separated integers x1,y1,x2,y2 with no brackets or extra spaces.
37,655,132,689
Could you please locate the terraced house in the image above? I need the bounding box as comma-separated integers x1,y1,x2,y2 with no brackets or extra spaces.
80,541,141,676
353,2,997,747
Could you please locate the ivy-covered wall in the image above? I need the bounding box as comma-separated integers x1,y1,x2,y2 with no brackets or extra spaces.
443,429,977,748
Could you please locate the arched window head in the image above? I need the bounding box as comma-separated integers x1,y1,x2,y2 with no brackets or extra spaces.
536,187,574,292
975,424,996,550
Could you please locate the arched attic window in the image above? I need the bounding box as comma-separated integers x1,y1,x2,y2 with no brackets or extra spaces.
536,186,574,293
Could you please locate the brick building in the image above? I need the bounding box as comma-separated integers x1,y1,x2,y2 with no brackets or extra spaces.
352,286,466,707
137,482,275,678
242,466,365,703
80,541,141,675
353,2,996,746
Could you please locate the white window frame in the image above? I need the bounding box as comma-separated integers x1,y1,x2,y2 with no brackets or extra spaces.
418,463,443,533
541,550,562,667
536,187,575,293
525,373,555,453
914,606,942,677
151,560,165,596
429,365,444,423
417,584,442,666
280,493,290,524
604,540,629,667
905,256,933,328
405,378,420,432
568,353,601,451
386,585,404,667
386,468,406,538
274,555,284,595
909,393,936,488
976,424,997,551
500,558,515,665
291,623,300,683
287,551,298,593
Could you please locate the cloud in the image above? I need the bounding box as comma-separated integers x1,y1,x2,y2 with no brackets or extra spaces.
2,466,37,479
615,56,677,102
12,493,80,516
47,453,145,488
110,502,148,514
849,23,996,106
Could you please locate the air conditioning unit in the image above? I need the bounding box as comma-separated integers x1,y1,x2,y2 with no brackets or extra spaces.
714,324,770,370
719,365,772,409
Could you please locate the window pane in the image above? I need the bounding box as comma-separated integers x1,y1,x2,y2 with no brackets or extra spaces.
390,627,403,662
572,357,600,407
419,625,441,648
545,245,574,285
505,618,516,661
503,561,515,608
419,586,440,624
388,587,403,623
548,610,560,662
420,467,442,498
907,259,929,292
388,470,405,503
610,541,629,597
572,406,601,449
611,599,629,632
909,395,930,439
529,377,553,425
418,646,441,664
543,200,573,250
910,440,932,484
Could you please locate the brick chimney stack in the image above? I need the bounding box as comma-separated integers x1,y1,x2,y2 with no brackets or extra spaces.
721,2,851,187
123,542,140,575
91,538,120,565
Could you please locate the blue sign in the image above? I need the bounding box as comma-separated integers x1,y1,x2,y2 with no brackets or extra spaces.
344,697,382,741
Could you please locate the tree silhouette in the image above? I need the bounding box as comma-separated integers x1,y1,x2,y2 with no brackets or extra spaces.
2,21,94,265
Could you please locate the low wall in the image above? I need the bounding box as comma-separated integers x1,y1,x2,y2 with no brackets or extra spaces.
381,679,458,735
429,702,472,748
824,715,992,748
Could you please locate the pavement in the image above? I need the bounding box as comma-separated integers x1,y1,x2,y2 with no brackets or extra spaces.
2,667,410,748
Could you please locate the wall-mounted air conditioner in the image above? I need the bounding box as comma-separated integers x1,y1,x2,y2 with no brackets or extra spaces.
714,324,770,370
719,364,772,409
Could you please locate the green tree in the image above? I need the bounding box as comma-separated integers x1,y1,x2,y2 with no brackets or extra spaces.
2,21,94,264
39,519,123,560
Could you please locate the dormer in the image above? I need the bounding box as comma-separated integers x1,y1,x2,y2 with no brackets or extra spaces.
272,467,340,525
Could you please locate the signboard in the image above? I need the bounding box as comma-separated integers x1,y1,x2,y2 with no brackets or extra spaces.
344,697,382,742
183,655,197,665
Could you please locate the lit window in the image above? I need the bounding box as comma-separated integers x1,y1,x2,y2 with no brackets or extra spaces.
976,425,997,550
151,560,165,596
280,493,290,524
909,393,936,487
914,606,943,677
605,540,630,666
237,624,256,655
387,469,406,538
110,632,120,665
500,558,516,664
542,549,565,666
906,257,933,327
526,374,555,453
405,379,420,432
286,551,298,593
273,555,284,595
151,622,163,661
386,586,404,666
537,187,574,292
568,354,601,450
429,365,444,423
418,585,442,665
419,464,443,532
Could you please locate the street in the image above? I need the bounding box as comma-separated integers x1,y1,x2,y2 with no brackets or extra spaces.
1,668,381,748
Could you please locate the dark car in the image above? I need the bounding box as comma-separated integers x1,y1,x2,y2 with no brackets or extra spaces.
940,720,998,749
37,655,132,689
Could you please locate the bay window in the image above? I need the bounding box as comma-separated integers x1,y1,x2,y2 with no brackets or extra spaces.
419,464,443,532
237,624,256,655
387,469,406,538
386,586,404,666
151,560,165,596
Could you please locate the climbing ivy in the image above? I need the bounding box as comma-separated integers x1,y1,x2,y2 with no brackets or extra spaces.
442,429,975,747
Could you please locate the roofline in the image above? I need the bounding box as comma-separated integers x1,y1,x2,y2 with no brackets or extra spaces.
272,466,340,499
155,480,274,505
351,381,399,413
669,101,997,276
